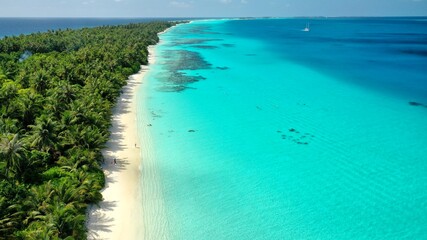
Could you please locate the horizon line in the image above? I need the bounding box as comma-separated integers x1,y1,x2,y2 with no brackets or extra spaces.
0,15,426,19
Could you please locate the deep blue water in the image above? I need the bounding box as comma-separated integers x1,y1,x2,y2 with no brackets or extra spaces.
225,17,427,103
140,18,427,239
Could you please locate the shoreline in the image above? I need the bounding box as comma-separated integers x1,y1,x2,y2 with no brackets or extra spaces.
86,24,180,239
86,61,148,239
86,47,158,240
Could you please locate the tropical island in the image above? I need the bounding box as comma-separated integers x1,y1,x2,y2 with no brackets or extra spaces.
0,21,173,239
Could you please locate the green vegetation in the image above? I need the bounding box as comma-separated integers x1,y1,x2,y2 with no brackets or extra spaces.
0,21,173,239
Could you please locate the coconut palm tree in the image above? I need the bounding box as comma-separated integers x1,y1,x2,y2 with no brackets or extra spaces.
0,118,19,134
42,200,85,239
16,221,59,240
28,69,50,95
0,80,19,115
74,171,103,204
0,133,25,178
17,89,43,128
27,115,58,153
46,81,80,109
0,197,22,239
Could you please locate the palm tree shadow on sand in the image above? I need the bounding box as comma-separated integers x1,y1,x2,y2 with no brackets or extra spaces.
86,201,116,239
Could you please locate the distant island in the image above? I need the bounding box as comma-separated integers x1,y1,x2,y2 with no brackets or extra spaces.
0,21,173,239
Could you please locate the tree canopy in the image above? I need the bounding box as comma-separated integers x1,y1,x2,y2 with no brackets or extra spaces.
0,21,174,239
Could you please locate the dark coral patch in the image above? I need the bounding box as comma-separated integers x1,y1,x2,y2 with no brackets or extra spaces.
192,45,218,49
163,50,212,70
279,128,314,145
222,43,235,47
409,101,422,106
409,101,427,108
400,49,427,57
156,50,211,92
169,38,222,46
216,66,229,70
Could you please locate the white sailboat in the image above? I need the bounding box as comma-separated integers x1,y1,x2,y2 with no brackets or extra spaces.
302,22,310,32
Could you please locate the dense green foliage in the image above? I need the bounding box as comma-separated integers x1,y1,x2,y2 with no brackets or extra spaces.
0,21,173,239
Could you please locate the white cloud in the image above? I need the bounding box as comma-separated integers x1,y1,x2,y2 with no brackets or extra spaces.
241,0,248,4
220,0,232,4
114,0,123,2
170,1,192,8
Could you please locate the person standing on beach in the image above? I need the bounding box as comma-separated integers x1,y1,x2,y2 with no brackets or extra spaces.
114,158,117,165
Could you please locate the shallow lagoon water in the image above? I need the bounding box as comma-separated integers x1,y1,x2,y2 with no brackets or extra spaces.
141,19,427,239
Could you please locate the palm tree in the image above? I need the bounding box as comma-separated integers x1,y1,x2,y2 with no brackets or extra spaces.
25,182,55,218
74,171,103,204
0,197,21,240
0,118,19,134
17,221,59,240
52,181,86,209
0,80,19,115
76,126,107,150
28,70,50,94
17,89,43,128
60,110,79,128
0,133,25,178
49,180,90,238
27,115,58,153
41,200,85,239
46,81,80,110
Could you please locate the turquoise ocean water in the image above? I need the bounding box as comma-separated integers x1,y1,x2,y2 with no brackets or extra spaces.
141,18,427,239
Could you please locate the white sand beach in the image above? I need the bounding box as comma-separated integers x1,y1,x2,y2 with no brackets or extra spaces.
86,24,183,239
86,46,158,240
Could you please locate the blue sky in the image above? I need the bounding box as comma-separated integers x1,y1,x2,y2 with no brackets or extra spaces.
0,0,426,17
